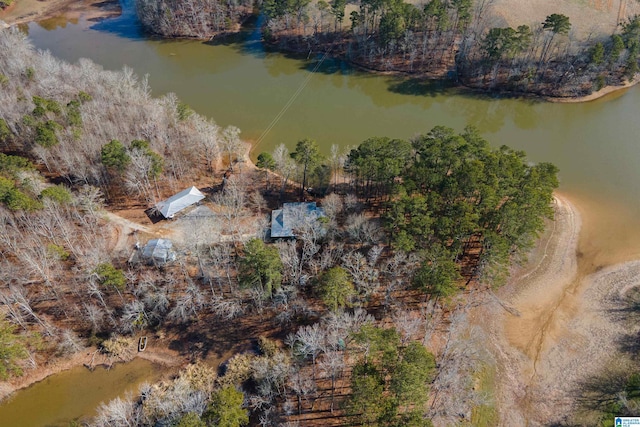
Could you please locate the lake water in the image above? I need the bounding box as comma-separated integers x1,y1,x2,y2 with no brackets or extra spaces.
0,358,162,427
18,0,640,266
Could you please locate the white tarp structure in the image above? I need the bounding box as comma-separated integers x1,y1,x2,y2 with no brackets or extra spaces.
141,238,176,265
155,186,205,219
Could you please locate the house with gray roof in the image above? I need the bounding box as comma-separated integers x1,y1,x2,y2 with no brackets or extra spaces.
271,202,326,238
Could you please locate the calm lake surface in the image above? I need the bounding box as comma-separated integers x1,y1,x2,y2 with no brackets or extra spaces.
20,0,640,265
0,358,162,427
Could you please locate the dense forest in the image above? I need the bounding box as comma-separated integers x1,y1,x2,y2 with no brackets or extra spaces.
134,0,640,97
136,0,254,38
4,23,616,426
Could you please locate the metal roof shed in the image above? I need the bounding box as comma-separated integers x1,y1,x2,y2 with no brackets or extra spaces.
271,202,325,238
155,186,205,219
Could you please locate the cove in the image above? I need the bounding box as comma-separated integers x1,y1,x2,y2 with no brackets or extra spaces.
0,358,162,427
20,0,640,266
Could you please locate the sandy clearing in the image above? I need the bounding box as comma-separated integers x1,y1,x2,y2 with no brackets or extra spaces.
491,0,640,40
0,0,120,26
474,194,640,425
470,195,581,425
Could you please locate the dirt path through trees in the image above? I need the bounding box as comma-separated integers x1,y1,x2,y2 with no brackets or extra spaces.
475,195,640,425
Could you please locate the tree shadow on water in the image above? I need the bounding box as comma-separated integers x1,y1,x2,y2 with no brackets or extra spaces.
386,77,453,97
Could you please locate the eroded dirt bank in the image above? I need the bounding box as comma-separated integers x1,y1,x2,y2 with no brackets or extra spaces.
0,0,120,26
473,195,640,425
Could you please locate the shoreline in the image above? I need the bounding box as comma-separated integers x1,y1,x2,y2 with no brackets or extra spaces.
546,76,640,103
477,193,640,424
0,0,120,27
0,343,186,404
2,0,639,104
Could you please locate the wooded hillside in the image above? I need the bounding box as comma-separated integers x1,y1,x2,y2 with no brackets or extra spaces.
0,25,560,426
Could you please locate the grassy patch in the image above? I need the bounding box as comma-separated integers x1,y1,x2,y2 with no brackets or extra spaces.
471,364,499,427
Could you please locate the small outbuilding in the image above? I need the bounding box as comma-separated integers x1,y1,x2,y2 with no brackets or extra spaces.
271,202,326,238
155,186,205,219
141,238,176,265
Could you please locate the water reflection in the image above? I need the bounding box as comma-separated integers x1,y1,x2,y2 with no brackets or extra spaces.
37,16,79,31
90,0,143,39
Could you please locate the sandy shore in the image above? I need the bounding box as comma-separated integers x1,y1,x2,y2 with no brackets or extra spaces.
547,76,640,103
0,0,120,26
471,194,640,425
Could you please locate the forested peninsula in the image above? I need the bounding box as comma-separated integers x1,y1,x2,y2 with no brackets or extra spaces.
135,0,640,98
0,23,569,425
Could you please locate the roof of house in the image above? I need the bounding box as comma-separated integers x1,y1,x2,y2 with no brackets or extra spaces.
155,186,205,219
271,202,325,238
141,238,175,264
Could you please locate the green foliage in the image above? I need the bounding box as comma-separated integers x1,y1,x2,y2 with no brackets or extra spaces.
78,91,92,103
589,42,605,65
625,41,640,79
381,126,558,290
0,74,7,86
452,0,472,30
238,238,283,298
622,15,640,49
412,248,460,298
346,361,389,424
25,67,35,81
542,13,571,35
66,100,83,127
0,176,41,211
101,140,131,172
93,263,127,290
204,386,249,427
177,102,193,121
0,318,28,380
291,138,323,195
353,325,401,369
330,0,347,25
391,342,435,404
345,136,412,199
610,34,625,64
318,266,356,311
47,243,71,261
0,118,12,144
482,26,532,61
35,120,62,147
348,326,436,425
131,139,164,178
0,153,33,175
174,412,206,427
398,411,434,427
40,185,72,204
32,96,62,117
424,0,449,31
256,152,276,170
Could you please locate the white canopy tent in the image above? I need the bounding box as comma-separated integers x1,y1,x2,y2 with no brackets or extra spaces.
155,186,205,219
